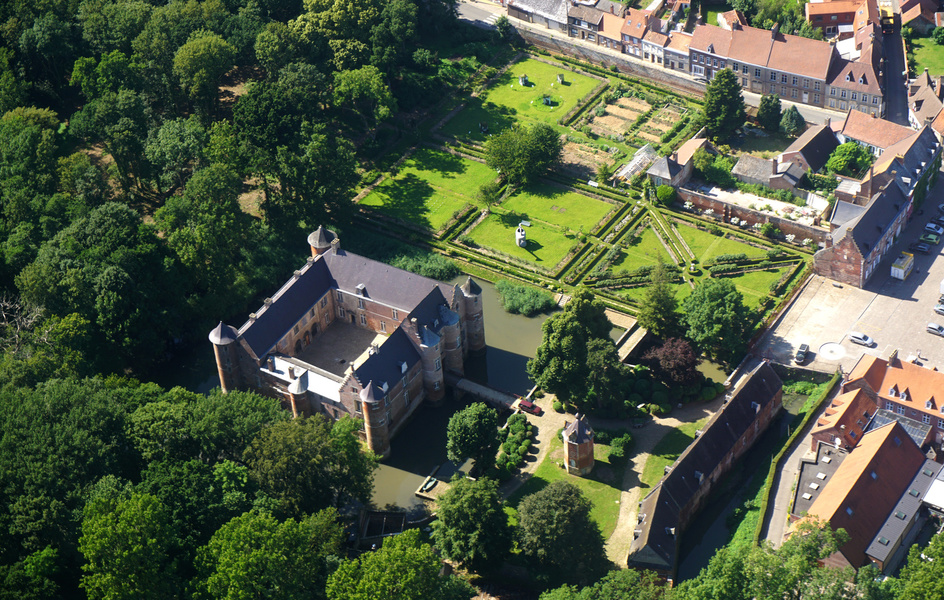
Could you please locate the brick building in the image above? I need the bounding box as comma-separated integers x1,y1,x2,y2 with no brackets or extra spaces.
563,413,595,475
627,362,782,583
209,227,486,457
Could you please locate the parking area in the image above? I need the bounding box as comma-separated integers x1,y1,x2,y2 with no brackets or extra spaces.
758,187,944,373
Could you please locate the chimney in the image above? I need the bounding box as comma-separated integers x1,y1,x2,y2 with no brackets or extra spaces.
772,157,778,175
610,4,614,13
824,117,831,127
330,237,341,253
771,23,779,38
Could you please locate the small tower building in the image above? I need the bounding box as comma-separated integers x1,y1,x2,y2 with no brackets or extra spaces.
563,413,595,476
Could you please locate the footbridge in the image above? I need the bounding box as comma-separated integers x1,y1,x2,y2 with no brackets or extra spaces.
444,372,517,409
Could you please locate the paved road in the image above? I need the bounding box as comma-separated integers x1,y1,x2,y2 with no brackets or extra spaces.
457,0,500,29
884,31,910,126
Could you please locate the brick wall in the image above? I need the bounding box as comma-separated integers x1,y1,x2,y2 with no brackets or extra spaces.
677,188,830,244
812,235,864,288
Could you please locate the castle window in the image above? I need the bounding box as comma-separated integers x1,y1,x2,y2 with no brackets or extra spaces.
380,321,386,333
358,298,365,309
435,358,441,371
360,314,366,326
434,381,441,391
309,308,315,318
392,309,399,320
338,308,345,318
336,291,343,303
321,296,328,308
293,325,299,335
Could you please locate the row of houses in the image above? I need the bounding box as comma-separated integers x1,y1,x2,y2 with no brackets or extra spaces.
791,353,944,573
507,0,887,115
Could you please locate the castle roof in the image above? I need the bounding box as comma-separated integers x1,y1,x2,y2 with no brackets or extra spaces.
353,328,421,392
359,380,383,404
307,226,336,249
460,276,482,296
564,414,594,444
209,321,238,345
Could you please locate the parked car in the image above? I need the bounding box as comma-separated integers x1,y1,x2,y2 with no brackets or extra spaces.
920,233,941,245
925,223,944,235
848,331,874,346
928,323,944,336
934,304,944,316
794,343,810,364
909,242,931,254
932,216,944,227
518,399,542,416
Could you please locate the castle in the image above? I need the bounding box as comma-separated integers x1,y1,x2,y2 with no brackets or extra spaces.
209,227,486,457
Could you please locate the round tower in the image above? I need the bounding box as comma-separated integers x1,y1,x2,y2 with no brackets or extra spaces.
460,276,486,353
287,372,309,418
208,322,240,393
562,413,595,476
360,382,391,458
307,226,336,257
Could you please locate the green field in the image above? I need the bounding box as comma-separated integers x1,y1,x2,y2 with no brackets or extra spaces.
359,148,497,231
506,435,622,539
611,227,674,273
678,225,764,263
501,183,614,232
912,36,944,77
467,212,578,266
440,57,600,140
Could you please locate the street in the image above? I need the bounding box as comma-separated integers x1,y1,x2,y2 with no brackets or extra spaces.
884,31,910,126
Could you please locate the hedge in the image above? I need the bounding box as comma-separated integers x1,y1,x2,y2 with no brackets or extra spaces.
752,373,841,546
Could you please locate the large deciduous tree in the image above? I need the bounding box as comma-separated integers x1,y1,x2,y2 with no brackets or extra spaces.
333,65,396,134
517,481,609,586
431,477,511,574
540,569,669,600
326,529,475,600
826,141,872,177
445,402,500,471
682,278,749,364
173,31,236,116
703,68,746,142
197,509,343,600
642,338,701,386
486,122,563,187
78,492,179,600
896,526,944,600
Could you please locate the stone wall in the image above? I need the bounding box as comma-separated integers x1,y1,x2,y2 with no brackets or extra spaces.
676,187,830,245
515,26,708,99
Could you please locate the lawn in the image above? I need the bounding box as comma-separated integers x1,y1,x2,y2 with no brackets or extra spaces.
505,435,623,539
912,36,944,77
705,2,733,27
440,57,600,140
730,130,794,158
640,417,709,491
678,225,766,263
501,183,615,232
467,212,578,266
359,148,498,231
720,266,789,304
611,227,674,273
616,281,694,305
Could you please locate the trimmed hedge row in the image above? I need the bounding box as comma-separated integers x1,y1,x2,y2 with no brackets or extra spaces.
752,373,841,546
559,80,610,127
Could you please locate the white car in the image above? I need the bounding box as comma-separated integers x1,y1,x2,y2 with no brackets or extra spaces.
935,304,944,316
928,323,944,337
925,223,944,236
848,331,874,347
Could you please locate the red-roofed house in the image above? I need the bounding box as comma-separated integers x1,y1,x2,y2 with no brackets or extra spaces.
810,388,878,451
621,8,654,58
806,0,860,39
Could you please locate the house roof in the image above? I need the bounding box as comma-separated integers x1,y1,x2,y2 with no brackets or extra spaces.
864,408,932,448
629,362,782,574
643,30,669,46
595,0,624,16
903,0,936,25
646,156,682,179
870,125,940,196
781,124,840,172
352,326,421,391
717,8,747,29
806,0,860,18
829,181,909,254
508,0,568,24
854,0,880,32
767,29,834,81
931,105,944,137
622,8,652,38
827,58,882,95
811,388,876,448
847,354,944,424
600,12,626,39
666,31,693,53
732,154,773,183
866,459,941,564
675,137,708,166
689,24,733,57
804,421,926,568
909,69,944,126
568,3,605,24
564,414,594,444
724,24,773,67
839,110,914,150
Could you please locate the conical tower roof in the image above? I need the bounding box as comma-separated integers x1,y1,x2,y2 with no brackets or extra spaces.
307,226,336,250
208,322,238,345
563,413,594,444
460,276,482,295
359,381,382,404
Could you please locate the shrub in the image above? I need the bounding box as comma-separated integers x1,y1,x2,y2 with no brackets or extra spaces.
390,252,461,280
656,185,677,206
595,430,612,445
700,386,717,401
608,445,625,461
519,441,531,455
553,400,564,412
495,279,557,316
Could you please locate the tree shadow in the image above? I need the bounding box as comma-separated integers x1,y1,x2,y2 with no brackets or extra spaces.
412,148,466,180
377,173,436,229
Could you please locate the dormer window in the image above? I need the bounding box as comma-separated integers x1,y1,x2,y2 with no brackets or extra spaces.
846,72,852,82
707,43,714,53
400,362,408,374
927,400,934,410
859,75,866,84
889,387,897,397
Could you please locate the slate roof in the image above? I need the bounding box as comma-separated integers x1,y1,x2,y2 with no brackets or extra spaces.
352,327,421,391
628,362,782,575
209,321,238,345
238,258,334,358
732,154,772,184
646,156,681,180
307,225,336,250
508,0,568,24
829,199,867,230
864,409,932,448
782,124,840,172
407,287,459,336
595,0,624,16
564,414,594,444
804,421,926,568
829,182,909,254
871,126,940,197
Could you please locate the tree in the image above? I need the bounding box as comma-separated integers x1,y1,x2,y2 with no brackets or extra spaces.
642,338,701,386
477,180,502,210
583,338,627,415
636,260,680,339
370,0,418,74
445,403,501,471
683,278,750,364
655,184,676,206
173,31,236,115
326,529,475,600
333,65,396,135
541,569,668,600
78,492,179,600
703,68,746,142
486,122,564,187
254,22,300,76
517,481,609,586
197,509,343,600
145,115,206,193
934,26,944,45
243,416,378,518
826,141,872,177
780,105,805,137
757,93,782,132
495,15,515,41
431,477,511,574
896,527,944,600
528,289,611,402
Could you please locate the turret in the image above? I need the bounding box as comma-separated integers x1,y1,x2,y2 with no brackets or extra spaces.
562,413,595,476
208,322,240,393
359,381,391,457
307,226,337,257
459,276,486,353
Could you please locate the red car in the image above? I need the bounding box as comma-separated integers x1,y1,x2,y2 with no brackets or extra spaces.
518,399,542,416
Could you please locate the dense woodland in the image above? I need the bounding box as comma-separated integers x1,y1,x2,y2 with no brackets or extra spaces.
1,0,944,597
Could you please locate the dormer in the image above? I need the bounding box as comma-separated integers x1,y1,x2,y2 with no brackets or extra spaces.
400,361,408,374
707,43,714,54
901,389,909,402
926,398,934,410
751,401,760,413
859,74,866,85
694,470,704,484
888,385,898,397
846,72,852,82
